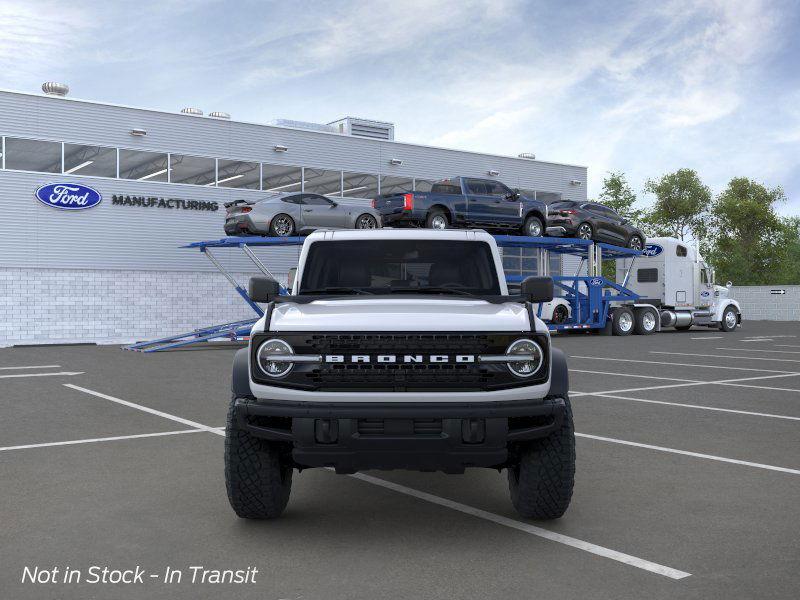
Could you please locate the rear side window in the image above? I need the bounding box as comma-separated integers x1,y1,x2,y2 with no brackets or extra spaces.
676,245,688,257
637,268,658,283
430,180,462,194
465,179,490,195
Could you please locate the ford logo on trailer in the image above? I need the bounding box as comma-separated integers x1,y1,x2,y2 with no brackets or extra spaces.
641,244,663,257
588,277,603,286
35,183,102,210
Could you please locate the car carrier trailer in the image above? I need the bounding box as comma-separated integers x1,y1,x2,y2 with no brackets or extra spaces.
125,232,741,352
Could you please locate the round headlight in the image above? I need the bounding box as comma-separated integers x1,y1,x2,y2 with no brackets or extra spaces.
257,339,294,378
506,339,543,378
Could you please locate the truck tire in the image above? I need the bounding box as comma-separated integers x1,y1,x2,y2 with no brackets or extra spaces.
611,307,634,336
523,215,544,237
225,397,292,519
426,209,449,230
633,308,657,335
508,395,575,519
719,306,739,332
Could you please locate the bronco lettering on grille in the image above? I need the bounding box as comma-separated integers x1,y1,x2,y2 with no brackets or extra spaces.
323,355,476,364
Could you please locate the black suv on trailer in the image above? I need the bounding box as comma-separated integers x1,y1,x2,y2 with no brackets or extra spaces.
547,200,646,249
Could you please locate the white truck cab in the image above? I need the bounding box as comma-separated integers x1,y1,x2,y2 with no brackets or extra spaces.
616,236,741,332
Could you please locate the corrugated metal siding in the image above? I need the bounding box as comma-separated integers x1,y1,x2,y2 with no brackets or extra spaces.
0,90,587,272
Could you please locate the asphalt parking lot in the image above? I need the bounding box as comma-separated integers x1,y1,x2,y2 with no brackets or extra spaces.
1,321,799,599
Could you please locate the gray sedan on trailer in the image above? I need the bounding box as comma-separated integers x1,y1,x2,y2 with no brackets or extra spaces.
224,192,382,237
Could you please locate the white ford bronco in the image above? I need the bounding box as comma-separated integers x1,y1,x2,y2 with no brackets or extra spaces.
226,229,574,519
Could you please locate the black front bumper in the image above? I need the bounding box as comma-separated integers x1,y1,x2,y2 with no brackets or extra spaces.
233,396,565,473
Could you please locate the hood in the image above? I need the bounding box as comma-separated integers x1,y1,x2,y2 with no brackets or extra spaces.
266,298,534,332
714,285,730,298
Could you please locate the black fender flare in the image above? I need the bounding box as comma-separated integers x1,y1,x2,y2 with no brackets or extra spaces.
232,347,253,398
548,347,569,398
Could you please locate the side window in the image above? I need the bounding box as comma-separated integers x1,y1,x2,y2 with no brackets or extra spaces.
302,194,333,206
676,245,688,257
485,181,512,197
430,181,461,194
700,269,710,284
637,268,658,283
465,179,489,195
281,195,302,204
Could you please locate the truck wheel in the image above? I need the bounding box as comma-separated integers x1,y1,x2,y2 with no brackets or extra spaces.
426,209,449,230
633,308,657,335
269,214,295,237
225,397,292,519
719,306,739,332
523,215,544,237
611,307,634,336
508,396,575,519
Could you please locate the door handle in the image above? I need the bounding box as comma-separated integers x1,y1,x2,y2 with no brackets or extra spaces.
303,209,312,212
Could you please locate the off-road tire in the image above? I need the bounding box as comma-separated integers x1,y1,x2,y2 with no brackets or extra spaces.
225,397,292,519
633,308,657,335
508,396,575,519
523,215,544,237
611,307,634,336
719,306,738,332
426,209,449,230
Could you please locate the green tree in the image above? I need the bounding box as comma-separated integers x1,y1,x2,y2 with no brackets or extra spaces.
642,169,711,241
598,171,644,228
706,177,795,285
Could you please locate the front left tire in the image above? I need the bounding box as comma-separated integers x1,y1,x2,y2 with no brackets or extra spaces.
720,306,739,332
225,397,292,519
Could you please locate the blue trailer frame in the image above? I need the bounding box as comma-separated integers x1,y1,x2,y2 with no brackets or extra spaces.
125,234,641,351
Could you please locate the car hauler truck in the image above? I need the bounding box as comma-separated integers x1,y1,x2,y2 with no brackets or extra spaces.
614,236,741,333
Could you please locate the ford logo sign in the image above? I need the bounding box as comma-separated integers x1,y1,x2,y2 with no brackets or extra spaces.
642,244,663,257
35,183,102,210
700,290,710,297
588,277,603,286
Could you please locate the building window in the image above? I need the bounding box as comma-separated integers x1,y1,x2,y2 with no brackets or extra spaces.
4,137,61,173
217,159,260,189
119,149,169,182
63,144,117,177
341,171,378,199
304,168,342,196
414,178,436,192
379,175,413,195
262,163,302,193
170,154,216,186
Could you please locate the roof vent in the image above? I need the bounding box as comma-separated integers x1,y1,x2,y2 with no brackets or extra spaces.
328,117,395,141
518,152,536,160
42,82,69,96
209,111,230,119
180,107,203,116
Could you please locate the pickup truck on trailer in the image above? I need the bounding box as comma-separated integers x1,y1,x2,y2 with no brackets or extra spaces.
372,177,549,236
226,229,574,520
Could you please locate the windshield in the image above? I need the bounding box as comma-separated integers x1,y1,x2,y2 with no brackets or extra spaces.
299,240,501,295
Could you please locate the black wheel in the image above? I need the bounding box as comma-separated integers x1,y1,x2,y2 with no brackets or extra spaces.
719,306,738,332
355,213,378,229
611,307,634,336
225,397,292,519
633,308,657,335
523,215,544,237
269,214,295,237
426,209,449,230
627,235,644,251
508,396,575,519
576,222,593,240
552,304,569,324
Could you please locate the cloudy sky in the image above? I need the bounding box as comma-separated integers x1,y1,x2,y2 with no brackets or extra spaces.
2,0,798,212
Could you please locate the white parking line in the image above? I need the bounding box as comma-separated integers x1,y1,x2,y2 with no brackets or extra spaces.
64,384,224,435
777,344,800,349
575,372,800,397
0,365,61,370
716,348,800,354
690,336,723,340
572,369,701,383
569,355,797,374
651,351,800,364
349,472,691,580
576,433,800,475
574,393,800,421
0,429,205,453
0,371,84,379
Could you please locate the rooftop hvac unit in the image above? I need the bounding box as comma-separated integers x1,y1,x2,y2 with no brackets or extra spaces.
181,107,204,116
42,82,69,96
269,119,337,134
209,111,230,119
328,117,395,141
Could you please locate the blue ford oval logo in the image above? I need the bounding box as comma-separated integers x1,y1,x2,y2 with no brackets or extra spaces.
35,183,102,210
642,244,663,257
700,290,710,297
588,277,603,286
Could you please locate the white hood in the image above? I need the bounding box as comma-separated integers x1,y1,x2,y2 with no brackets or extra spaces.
263,298,536,332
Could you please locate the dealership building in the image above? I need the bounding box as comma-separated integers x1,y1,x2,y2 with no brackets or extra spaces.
0,85,588,347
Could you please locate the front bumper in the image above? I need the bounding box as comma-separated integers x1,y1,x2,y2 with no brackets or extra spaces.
233,396,565,473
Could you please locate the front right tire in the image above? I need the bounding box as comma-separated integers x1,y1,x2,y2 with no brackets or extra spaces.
225,397,292,519
508,396,575,519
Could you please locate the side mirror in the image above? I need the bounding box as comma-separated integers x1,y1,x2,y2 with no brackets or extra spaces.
330,201,338,208
287,267,297,290
249,276,281,303
520,276,554,303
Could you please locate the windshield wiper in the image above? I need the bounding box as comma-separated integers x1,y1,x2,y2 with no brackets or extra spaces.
392,286,478,298
300,287,374,295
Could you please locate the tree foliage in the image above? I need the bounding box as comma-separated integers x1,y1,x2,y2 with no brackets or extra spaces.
642,169,711,241
598,171,643,226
